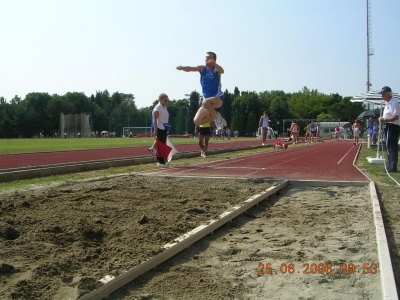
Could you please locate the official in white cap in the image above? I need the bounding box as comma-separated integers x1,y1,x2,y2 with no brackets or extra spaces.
378,86,400,172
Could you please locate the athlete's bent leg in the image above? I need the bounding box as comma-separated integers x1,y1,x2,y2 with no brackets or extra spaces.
194,107,214,126
202,97,223,121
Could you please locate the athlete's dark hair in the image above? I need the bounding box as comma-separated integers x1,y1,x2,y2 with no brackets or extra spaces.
207,52,217,60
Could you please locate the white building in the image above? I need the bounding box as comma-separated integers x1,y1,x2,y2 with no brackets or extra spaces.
318,122,350,138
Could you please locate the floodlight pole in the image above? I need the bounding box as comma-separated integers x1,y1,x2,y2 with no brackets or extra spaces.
366,0,373,93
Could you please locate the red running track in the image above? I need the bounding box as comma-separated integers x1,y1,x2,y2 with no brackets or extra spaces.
0,139,269,171
143,141,368,182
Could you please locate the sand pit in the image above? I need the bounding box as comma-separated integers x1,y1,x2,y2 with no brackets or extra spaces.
0,175,380,299
108,184,380,300
0,175,279,299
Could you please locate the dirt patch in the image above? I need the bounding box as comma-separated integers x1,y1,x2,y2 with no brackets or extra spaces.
108,184,381,300
0,175,279,299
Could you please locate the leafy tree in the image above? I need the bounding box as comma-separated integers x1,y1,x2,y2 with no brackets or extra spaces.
234,86,240,97
231,96,248,135
221,89,233,127
259,91,273,114
174,109,186,134
45,94,76,133
245,111,258,137
317,113,335,121
111,92,122,109
24,92,52,137
1,85,366,139
288,88,330,119
268,91,289,126
0,101,11,138
344,97,365,122
64,92,95,113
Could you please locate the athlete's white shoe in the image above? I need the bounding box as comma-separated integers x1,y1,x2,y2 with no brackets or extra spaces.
200,150,204,157
215,112,227,127
157,163,169,168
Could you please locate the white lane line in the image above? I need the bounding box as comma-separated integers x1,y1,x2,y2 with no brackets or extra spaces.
337,146,354,165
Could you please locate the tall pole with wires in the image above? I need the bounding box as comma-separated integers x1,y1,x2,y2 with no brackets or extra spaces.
366,0,374,92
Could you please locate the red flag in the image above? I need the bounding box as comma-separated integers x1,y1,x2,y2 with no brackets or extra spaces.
156,139,172,163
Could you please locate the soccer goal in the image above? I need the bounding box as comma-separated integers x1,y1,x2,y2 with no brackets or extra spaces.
123,127,152,137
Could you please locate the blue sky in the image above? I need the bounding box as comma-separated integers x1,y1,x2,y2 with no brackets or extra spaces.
1,0,399,108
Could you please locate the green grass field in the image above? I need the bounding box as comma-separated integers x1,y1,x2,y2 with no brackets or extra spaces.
0,137,251,155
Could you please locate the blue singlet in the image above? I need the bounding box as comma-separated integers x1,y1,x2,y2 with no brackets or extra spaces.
201,66,222,99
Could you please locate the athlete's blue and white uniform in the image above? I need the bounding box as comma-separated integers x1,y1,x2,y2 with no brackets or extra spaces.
310,123,316,134
261,117,269,131
200,66,224,111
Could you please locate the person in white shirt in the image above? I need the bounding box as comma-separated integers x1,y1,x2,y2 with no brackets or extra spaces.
153,93,170,168
290,121,300,144
259,111,269,146
378,86,400,172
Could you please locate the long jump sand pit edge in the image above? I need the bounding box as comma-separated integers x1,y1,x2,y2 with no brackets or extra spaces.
102,179,397,300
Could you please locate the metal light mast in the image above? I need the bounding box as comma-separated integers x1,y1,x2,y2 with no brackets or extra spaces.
366,0,374,91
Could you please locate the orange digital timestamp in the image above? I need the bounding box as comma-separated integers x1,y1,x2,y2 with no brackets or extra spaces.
258,263,378,275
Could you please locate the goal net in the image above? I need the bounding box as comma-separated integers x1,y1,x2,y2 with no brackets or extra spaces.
123,127,152,137
59,113,92,138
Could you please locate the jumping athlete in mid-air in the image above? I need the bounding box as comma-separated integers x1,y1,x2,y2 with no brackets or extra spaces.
176,51,227,129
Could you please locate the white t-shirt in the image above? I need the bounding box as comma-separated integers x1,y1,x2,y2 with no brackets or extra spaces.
153,103,169,130
383,97,400,126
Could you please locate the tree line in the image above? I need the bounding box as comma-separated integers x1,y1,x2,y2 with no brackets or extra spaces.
0,87,364,138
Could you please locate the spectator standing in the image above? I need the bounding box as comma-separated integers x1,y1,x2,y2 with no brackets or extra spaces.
378,86,400,172
226,127,231,141
368,117,378,145
352,120,361,145
153,93,170,167
309,120,317,142
290,121,300,144
259,111,269,146
335,124,340,140
148,101,159,155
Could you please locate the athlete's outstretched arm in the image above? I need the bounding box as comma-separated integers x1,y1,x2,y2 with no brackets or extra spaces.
176,65,203,72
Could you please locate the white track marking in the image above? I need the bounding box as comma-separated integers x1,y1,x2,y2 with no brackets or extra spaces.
337,146,355,164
